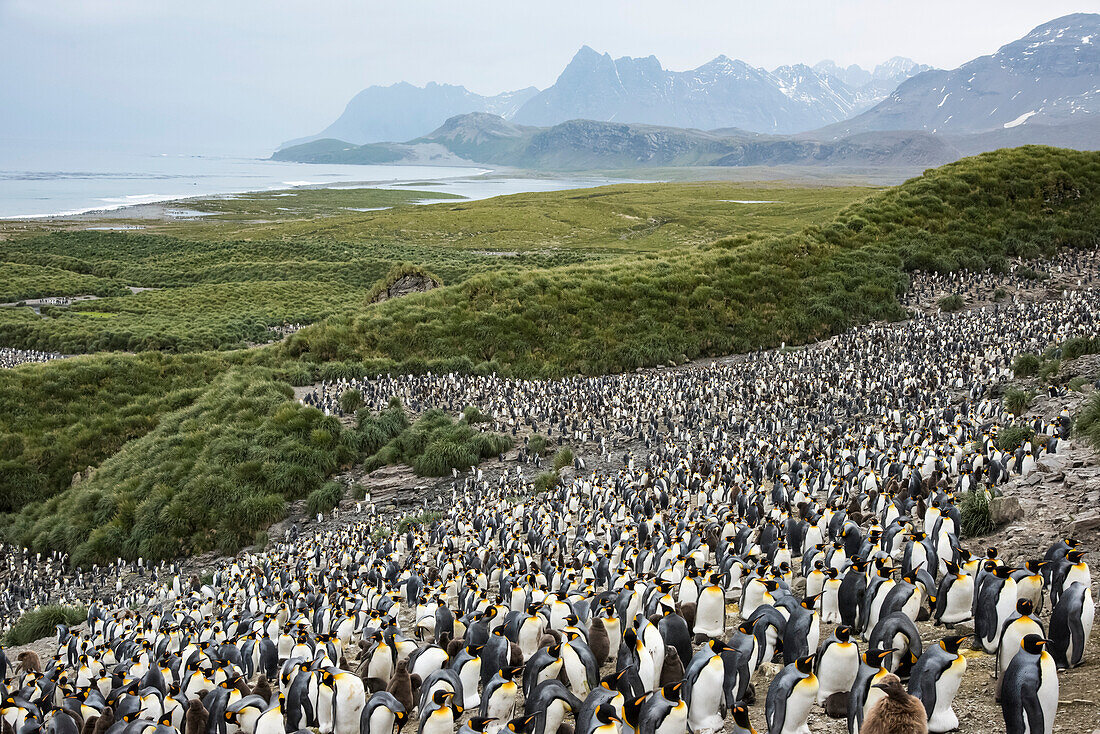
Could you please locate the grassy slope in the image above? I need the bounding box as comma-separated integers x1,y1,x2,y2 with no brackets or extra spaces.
284,147,1100,376
0,183,862,354
2,147,1097,564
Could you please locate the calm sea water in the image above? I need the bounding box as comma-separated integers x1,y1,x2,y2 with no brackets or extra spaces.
0,146,625,219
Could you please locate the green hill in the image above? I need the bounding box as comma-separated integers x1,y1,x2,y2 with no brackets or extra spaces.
2,146,1097,565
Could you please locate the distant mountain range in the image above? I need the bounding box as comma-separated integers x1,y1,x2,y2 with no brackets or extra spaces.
284,51,929,147
508,47,930,134
816,13,1099,137
276,13,1099,169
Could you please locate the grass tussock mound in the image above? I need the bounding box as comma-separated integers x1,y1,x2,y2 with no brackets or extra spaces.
2,605,85,646
363,406,512,477
8,370,357,565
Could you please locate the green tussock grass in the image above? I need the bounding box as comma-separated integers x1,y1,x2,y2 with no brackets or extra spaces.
363,407,512,477
937,294,965,312
960,491,995,538
3,605,86,646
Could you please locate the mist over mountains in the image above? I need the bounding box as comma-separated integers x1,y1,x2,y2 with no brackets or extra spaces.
278,13,1099,169
287,50,929,147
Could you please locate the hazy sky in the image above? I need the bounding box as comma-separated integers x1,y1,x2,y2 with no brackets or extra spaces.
1,0,1094,155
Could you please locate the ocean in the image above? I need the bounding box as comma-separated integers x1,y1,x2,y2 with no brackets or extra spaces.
0,146,624,219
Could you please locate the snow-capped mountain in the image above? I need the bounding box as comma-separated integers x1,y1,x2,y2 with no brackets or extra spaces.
819,13,1100,136
511,46,927,134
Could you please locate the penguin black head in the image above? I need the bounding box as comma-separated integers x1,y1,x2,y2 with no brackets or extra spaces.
800,594,820,611
835,626,852,643
432,689,455,706
1015,598,1034,616
794,656,814,675
1020,635,1048,655
594,704,621,726
505,714,538,734
939,635,967,654
731,705,753,730
661,682,682,702
1067,550,1086,564
501,665,523,679
864,647,892,666
1024,560,1047,574
992,565,1015,579
707,638,733,654
466,717,497,732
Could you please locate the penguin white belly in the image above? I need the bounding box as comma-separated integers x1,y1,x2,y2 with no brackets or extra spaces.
654,700,688,734
900,591,921,623
486,681,518,727
1082,592,1096,653
1036,654,1059,734
942,576,974,624
781,675,819,734
821,583,841,624
368,650,393,681
368,706,395,734
603,618,621,662
927,655,965,733
686,656,725,734
816,643,858,704
693,587,725,637
519,618,545,660
411,647,448,679
805,573,825,600
543,699,567,734
562,645,590,697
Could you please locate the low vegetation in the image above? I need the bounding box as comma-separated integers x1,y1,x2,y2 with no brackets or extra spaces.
362,407,512,477
2,604,85,646
959,491,995,537
937,293,965,312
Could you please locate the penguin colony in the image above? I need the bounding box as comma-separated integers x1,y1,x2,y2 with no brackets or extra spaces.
899,251,1100,312
0,348,64,370
2,291,1099,734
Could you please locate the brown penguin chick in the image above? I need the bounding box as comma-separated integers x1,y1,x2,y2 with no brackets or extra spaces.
232,675,251,697
446,637,466,659
541,629,562,646
80,714,97,734
184,699,208,734
677,602,697,630
409,673,422,710
861,674,928,734
387,659,415,715
508,642,524,668
658,645,684,687
16,651,42,673
824,691,849,718
587,618,610,666
2,718,13,734
91,707,114,734
253,674,273,704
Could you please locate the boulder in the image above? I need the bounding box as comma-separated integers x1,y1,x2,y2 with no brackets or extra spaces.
1068,513,1100,535
990,496,1025,525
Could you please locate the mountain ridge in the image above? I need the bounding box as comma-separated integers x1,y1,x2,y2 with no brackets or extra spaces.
282,48,929,147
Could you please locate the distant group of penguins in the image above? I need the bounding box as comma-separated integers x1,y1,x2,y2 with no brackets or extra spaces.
899,251,1100,312
3,288,1100,734
0,348,64,370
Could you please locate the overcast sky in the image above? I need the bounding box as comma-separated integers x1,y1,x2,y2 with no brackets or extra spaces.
0,0,1093,155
